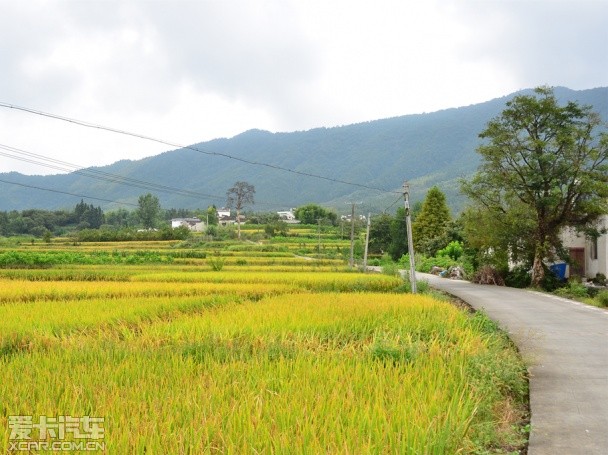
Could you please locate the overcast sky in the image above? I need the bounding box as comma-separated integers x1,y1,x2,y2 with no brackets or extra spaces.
1,0,606,175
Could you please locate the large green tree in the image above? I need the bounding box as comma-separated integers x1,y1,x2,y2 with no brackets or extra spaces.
226,181,255,239
294,204,337,225
137,193,161,229
412,186,452,256
368,213,393,255
461,86,608,286
367,209,414,261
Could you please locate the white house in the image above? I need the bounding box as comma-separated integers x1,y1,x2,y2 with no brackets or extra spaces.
171,218,205,232
217,208,231,218
561,215,608,279
340,214,367,222
277,210,300,223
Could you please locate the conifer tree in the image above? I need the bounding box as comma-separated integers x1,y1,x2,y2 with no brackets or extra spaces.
412,186,452,256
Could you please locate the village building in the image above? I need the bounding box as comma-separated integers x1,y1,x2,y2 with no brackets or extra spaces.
170,218,205,232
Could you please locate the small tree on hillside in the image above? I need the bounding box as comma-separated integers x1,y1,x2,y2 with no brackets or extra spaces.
412,186,452,256
226,181,255,239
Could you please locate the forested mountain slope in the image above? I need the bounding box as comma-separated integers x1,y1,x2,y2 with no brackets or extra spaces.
1,86,605,213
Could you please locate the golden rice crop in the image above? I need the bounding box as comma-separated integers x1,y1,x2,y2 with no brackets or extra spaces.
131,270,403,292
0,292,526,453
0,295,240,355
0,279,295,304
0,239,527,453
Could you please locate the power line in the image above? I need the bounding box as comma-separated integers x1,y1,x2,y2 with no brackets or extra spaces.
0,143,291,209
0,102,399,194
0,143,226,200
0,178,139,207
383,195,403,213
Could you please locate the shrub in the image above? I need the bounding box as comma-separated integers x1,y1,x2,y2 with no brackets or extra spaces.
592,273,607,286
554,281,590,300
381,262,399,277
416,255,458,273
437,241,463,261
586,286,600,298
597,290,608,307
472,265,505,286
504,265,531,288
538,266,565,292
207,257,225,271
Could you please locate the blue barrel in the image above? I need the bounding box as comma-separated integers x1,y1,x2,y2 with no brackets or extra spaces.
549,263,567,280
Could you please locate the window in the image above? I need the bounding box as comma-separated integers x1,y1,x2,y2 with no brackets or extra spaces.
590,237,598,260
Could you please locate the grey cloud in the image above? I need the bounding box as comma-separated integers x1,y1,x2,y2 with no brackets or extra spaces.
0,2,76,107
137,2,321,125
9,1,323,126
455,1,608,89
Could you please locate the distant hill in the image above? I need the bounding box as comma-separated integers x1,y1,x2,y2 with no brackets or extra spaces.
1,86,606,215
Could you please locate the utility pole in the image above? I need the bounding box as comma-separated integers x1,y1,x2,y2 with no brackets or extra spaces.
403,182,417,293
317,218,322,254
363,212,371,269
349,202,356,268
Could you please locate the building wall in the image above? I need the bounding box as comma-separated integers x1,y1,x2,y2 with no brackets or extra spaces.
588,216,608,279
171,219,205,232
562,216,608,279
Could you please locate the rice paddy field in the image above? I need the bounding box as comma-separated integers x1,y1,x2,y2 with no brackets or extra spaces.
0,235,528,454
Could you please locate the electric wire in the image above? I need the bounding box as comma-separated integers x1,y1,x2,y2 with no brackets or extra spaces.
0,143,293,209
0,178,139,207
0,143,227,200
0,102,400,194
383,195,403,213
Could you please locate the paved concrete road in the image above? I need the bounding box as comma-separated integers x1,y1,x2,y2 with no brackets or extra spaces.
417,273,608,454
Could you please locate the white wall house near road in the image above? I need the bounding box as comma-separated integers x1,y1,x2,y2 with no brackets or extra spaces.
562,215,608,279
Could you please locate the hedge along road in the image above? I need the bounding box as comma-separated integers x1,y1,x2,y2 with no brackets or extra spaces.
417,272,608,455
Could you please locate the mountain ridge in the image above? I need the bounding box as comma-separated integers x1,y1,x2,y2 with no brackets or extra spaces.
1,86,606,214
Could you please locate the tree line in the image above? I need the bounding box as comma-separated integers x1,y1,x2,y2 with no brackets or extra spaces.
0,197,208,238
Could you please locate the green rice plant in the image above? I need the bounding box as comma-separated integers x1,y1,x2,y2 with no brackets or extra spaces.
207,257,225,271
